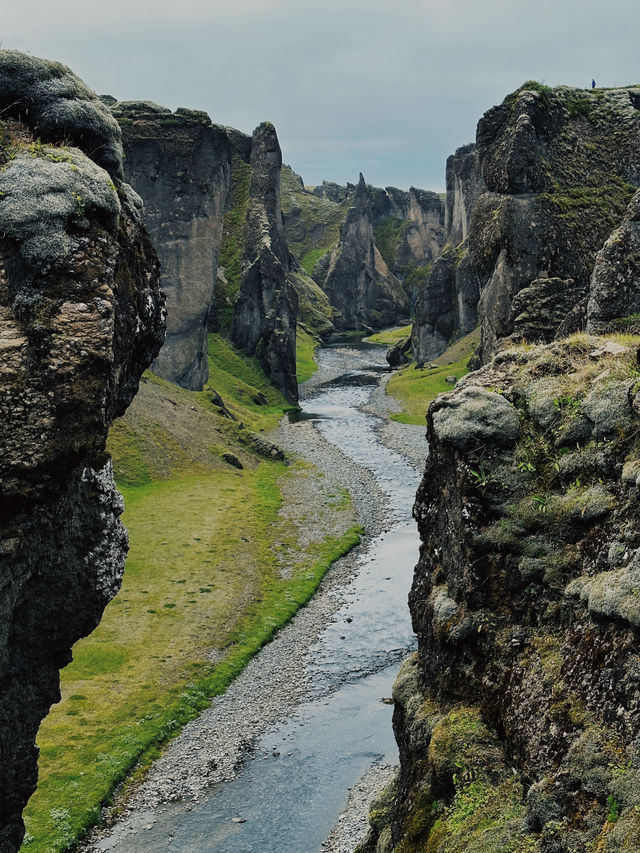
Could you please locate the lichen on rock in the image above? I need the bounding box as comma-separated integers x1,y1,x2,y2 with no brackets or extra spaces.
0,50,165,851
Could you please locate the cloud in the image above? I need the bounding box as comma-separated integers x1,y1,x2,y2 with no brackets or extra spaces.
3,0,640,189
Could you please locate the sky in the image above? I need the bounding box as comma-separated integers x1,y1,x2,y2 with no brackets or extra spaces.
2,0,640,191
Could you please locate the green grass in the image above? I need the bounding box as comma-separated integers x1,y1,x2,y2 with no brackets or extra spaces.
296,325,320,383
300,247,329,275
365,325,412,346
386,328,480,424
21,334,361,852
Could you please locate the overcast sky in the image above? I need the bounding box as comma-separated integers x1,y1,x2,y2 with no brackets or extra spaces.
3,1,640,190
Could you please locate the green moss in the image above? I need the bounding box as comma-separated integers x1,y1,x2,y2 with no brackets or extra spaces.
300,247,329,275
296,325,319,383
216,155,251,329
365,324,413,346
374,216,406,269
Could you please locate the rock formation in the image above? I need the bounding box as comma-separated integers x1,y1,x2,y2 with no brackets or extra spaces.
361,335,640,852
411,84,640,366
114,102,230,390
0,51,164,851
587,189,640,334
230,122,299,403
313,174,410,330
282,168,443,330
411,244,480,364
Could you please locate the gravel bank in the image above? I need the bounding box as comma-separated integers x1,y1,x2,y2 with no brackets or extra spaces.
81,345,427,853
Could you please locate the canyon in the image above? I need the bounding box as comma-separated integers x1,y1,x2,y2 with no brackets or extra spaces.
2,50,640,853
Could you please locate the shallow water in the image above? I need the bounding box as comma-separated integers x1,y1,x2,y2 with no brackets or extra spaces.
104,344,421,853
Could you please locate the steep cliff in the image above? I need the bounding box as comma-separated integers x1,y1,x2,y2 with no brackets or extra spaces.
411,84,640,366
314,174,410,330
0,51,164,851
362,332,640,853
587,189,640,334
231,122,299,403
114,101,230,390
410,146,484,365
282,169,444,330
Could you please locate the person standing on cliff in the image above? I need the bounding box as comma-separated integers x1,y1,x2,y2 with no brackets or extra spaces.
592,79,596,88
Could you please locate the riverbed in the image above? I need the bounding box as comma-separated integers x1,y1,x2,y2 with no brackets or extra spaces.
84,342,426,853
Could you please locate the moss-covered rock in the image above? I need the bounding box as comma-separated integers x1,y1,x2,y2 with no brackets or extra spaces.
372,334,640,853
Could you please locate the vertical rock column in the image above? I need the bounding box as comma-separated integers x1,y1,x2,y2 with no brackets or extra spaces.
0,51,165,851
231,122,299,403
115,102,230,390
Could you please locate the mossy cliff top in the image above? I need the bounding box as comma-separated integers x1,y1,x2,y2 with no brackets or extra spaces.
362,334,640,852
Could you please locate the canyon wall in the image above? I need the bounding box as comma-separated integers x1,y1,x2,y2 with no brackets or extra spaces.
0,52,165,851
114,101,230,391
412,84,640,366
115,109,299,402
361,86,640,853
282,168,444,331
230,122,299,403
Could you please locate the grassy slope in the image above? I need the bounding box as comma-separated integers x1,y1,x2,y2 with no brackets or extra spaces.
386,327,481,425
296,326,320,383
365,325,412,346
21,335,356,852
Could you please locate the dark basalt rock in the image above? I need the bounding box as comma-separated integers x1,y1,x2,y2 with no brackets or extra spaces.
471,84,640,363
114,101,230,390
386,335,412,368
0,51,164,851
509,276,588,343
410,84,640,367
316,174,410,330
587,189,640,334
363,337,640,852
231,123,298,403
412,244,480,364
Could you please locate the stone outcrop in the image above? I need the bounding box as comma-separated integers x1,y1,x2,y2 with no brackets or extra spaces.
0,52,164,851
314,174,410,330
444,143,485,245
410,147,484,365
360,336,640,852
369,185,444,289
587,189,640,334
411,84,640,366
231,123,298,402
281,168,443,330
114,102,230,390
411,244,480,364
472,84,640,363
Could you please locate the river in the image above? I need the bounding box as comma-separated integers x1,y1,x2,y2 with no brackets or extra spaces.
92,342,423,853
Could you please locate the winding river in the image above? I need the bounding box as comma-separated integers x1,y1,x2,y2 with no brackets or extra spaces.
96,342,423,853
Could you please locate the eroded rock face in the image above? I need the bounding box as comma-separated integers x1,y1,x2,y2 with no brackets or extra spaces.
444,143,485,245
587,189,640,334
361,337,640,852
114,102,230,390
411,84,640,366
231,122,298,402
471,85,640,363
317,174,410,330
0,52,164,851
411,244,480,364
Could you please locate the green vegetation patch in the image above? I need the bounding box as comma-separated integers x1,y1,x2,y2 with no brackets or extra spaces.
215,155,251,330
365,324,412,346
296,325,320,383
386,328,480,425
374,216,406,269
